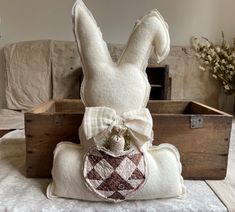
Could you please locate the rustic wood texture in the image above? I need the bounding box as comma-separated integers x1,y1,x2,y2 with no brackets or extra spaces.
148,101,232,179
25,100,233,179
25,111,83,178
189,101,228,115
55,99,85,113
206,119,235,211
27,100,55,114
147,100,190,114
152,115,232,179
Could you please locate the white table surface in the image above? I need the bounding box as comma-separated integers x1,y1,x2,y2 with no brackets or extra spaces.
0,130,226,212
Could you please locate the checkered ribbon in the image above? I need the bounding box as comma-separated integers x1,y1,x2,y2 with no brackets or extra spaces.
82,107,153,148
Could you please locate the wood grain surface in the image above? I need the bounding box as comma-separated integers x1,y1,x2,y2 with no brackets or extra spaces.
206,119,235,212
25,100,233,179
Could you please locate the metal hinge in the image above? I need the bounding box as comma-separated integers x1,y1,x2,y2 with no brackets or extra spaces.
190,116,204,129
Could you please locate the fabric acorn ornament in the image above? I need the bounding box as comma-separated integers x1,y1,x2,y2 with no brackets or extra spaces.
109,126,127,154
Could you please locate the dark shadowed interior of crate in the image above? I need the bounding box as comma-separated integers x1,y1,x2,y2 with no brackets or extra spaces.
147,101,223,115
42,100,225,116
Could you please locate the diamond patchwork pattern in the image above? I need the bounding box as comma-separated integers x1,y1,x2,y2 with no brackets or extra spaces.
84,148,146,202
94,159,114,179
116,157,137,180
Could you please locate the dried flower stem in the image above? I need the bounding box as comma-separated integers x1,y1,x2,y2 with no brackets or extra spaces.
191,33,235,94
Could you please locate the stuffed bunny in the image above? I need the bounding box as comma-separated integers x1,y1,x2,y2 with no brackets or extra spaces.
72,0,170,114
47,0,185,203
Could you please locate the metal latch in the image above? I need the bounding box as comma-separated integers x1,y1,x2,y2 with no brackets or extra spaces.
190,116,204,129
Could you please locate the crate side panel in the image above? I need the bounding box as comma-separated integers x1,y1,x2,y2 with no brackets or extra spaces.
152,115,232,179
55,99,85,113
181,152,227,179
25,113,83,178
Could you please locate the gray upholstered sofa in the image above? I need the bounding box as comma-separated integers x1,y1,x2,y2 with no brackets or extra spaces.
4,40,82,111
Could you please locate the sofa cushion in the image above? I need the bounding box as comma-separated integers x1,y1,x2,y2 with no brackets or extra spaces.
4,40,52,110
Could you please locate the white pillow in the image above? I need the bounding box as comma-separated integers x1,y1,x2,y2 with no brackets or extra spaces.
72,0,170,114
47,142,185,202
4,40,52,110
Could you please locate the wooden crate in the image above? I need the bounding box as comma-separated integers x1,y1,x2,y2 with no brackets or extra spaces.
25,99,233,179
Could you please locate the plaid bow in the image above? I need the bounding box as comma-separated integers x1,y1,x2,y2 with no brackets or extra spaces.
82,107,153,148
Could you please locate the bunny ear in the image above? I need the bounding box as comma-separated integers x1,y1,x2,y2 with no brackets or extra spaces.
72,0,113,71
118,9,170,70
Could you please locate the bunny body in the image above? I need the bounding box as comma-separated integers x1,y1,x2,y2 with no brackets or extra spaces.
47,142,185,201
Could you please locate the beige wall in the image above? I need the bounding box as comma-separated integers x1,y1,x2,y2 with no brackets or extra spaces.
0,0,235,111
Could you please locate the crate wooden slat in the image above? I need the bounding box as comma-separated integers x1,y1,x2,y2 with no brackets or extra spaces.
25,99,233,179
25,100,84,178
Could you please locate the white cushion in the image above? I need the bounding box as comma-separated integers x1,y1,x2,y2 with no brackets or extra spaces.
72,0,170,114
4,40,52,110
47,142,185,201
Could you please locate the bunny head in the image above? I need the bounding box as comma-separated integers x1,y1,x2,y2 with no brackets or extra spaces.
73,0,170,114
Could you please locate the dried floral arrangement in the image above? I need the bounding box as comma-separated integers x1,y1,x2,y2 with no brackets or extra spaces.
192,32,235,94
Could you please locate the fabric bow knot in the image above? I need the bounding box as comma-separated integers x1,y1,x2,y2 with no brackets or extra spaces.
82,107,153,148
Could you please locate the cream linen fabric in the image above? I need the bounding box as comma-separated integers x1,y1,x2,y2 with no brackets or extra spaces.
52,41,82,99
47,142,186,201
72,0,170,114
4,40,52,110
80,107,153,150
